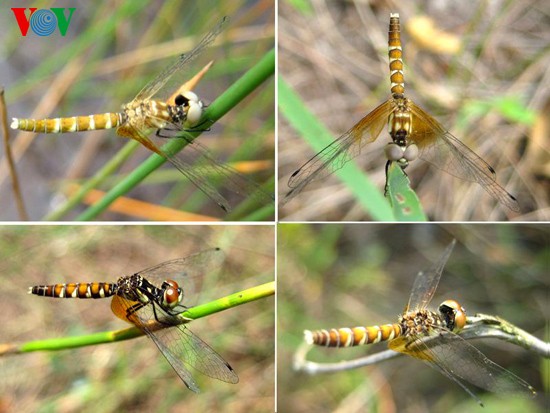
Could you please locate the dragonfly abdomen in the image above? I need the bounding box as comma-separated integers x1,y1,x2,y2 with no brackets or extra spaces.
304,323,402,347
388,13,405,97
11,113,124,133
29,282,116,299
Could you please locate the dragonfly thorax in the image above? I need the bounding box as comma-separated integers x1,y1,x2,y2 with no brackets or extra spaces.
384,98,419,168
399,309,445,337
122,99,172,130
388,99,412,146
115,274,149,302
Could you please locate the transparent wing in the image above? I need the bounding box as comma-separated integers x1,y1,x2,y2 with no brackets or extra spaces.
408,102,519,212
282,99,392,204
406,240,456,312
135,248,226,309
119,122,230,210
151,131,274,208
389,330,536,398
110,294,238,393
147,324,239,392
119,122,273,212
132,17,228,102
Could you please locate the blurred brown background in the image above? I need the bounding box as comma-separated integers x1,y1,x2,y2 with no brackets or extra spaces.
279,0,549,221
0,225,274,412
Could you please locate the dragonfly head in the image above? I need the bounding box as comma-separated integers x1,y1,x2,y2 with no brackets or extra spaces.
385,142,419,168
438,299,467,332
161,279,184,309
174,91,204,128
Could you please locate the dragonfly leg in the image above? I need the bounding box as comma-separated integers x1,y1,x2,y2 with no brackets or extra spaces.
125,301,146,318
384,160,391,197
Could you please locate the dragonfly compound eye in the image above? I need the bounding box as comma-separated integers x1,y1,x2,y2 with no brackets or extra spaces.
385,142,416,168
162,279,183,308
385,142,405,162
186,101,203,127
403,143,418,162
439,299,467,332
176,91,203,127
174,94,190,107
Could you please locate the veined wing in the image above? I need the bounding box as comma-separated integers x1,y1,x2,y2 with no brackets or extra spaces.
282,100,392,204
132,17,228,103
405,240,456,312
134,249,226,311
124,123,237,212
146,324,239,392
110,295,237,392
408,102,520,212
157,132,274,208
390,329,536,400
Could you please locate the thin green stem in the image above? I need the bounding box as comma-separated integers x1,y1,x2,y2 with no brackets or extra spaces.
9,282,274,354
62,48,274,221
43,140,140,221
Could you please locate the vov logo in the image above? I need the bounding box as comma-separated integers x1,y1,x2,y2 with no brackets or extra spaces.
11,8,76,37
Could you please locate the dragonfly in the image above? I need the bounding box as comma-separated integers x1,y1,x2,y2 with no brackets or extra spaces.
29,248,239,393
283,13,520,212
11,17,273,213
304,240,535,405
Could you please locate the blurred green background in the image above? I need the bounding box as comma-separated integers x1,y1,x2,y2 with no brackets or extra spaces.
278,223,547,412
0,225,274,412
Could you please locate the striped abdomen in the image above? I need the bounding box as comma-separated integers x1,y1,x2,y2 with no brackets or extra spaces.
29,282,116,299
388,13,405,97
304,323,402,347
11,113,124,133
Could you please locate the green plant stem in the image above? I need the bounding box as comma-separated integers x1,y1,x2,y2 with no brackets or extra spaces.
9,281,274,354
60,48,274,221
43,141,140,221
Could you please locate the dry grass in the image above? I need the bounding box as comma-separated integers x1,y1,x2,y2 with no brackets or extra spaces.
279,0,549,221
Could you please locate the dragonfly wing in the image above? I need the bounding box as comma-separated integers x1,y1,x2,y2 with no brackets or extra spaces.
408,102,520,212
282,99,392,204
156,133,274,207
406,240,456,312
111,290,237,392
111,295,138,324
132,17,228,103
146,324,239,391
135,249,226,309
120,123,236,212
390,329,536,397
147,325,201,393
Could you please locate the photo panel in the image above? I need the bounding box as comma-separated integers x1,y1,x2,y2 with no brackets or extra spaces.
278,1,547,221
1,0,275,221
0,225,274,411
278,223,545,412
